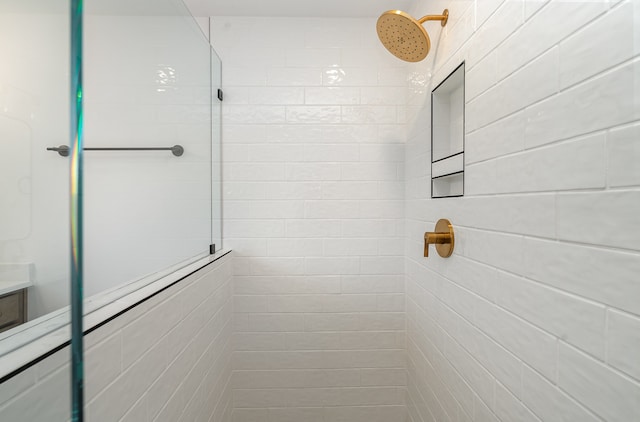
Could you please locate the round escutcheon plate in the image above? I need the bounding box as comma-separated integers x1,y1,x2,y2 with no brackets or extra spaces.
435,218,454,258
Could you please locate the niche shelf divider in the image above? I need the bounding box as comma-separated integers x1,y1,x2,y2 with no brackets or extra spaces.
431,62,465,198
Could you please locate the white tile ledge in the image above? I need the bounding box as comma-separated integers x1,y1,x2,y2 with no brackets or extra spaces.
0,249,232,382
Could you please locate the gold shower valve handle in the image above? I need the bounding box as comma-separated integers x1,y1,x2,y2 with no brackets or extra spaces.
424,219,455,258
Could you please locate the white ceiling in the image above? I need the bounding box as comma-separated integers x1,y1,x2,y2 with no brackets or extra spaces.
182,0,415,18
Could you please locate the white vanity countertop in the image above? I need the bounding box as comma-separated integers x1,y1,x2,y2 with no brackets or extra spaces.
0,263,33,295
0,280,31,296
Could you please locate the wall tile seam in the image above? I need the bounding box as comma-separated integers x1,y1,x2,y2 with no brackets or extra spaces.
464,127,609,166
406,380,438,422
189,325,233,379
604,119,640,189
225,137,408,142
523,0,552,23
188,300,233,344
405,247,637,381
230,386,407,392
229,367,409,375
457,27,524,83
441,339,505,416
406,219,640,257
464,53,637,135
430,30,488,80
87,344,165,411
604,306,612,371
233,295,405,300
0,262,234,416
494,377,546,422
87,308,230,410
530,375,606,422
561,339,640,389
231,404,409,411
85,330,123,364
175,275,232,320
465,71,498,103
225,233,403,239
181,338,233,417
180,283,233,334
405,279,554,375
604,310,640,382
408,345,500,422
232,349,405,355
404,388,425,422
465,86,559,135
225,200,405,206
406,341,464,422
406,251,617,312
487,4,612,83
405,221,539,245
233,329,407,336
431,5,478,65
153,376,183,420
406,287,638,417
231,253,406,260
236,102,411,109
114,263,229,333
411,322,524,408
472,0,520,32
119,393,146,422
218,121,401,126
231,350,407,356
155,280,231,350
439,3,528,79
557,50,639,92
232,311,405,316
86,303,232,411
224,82,410,89
223,144,407,150
235,332,406,338
208,373,234,422
150,330,232,421
406,308,507,395
0,362,68,413
406,270,609,370
226,217,405,221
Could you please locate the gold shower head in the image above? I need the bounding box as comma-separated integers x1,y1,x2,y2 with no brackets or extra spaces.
376,9,449,62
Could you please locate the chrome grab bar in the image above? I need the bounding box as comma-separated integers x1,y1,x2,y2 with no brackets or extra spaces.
46,144,184,157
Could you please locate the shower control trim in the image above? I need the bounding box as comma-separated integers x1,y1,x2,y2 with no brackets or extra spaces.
424,219,455,258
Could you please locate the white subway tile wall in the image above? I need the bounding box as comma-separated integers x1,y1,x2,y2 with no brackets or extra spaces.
0,255,234,422
405,1,640,422
211,16,408,422
1,2,638,422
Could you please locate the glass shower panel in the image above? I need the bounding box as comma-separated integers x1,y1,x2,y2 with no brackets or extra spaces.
211,48,222,251
0,0,71,418
0,0,71,331
83,0,213,298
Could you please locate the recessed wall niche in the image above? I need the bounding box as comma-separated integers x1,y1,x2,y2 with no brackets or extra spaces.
431,62,465,198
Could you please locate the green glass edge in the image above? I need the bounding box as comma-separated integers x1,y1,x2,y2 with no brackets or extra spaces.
70,0,84,420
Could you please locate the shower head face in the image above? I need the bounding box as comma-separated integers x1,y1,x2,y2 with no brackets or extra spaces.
376,10,431,62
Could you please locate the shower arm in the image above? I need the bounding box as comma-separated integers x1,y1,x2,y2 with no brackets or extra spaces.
418,10,449,26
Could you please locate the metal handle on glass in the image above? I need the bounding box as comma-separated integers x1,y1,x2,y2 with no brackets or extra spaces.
46,144,184,157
